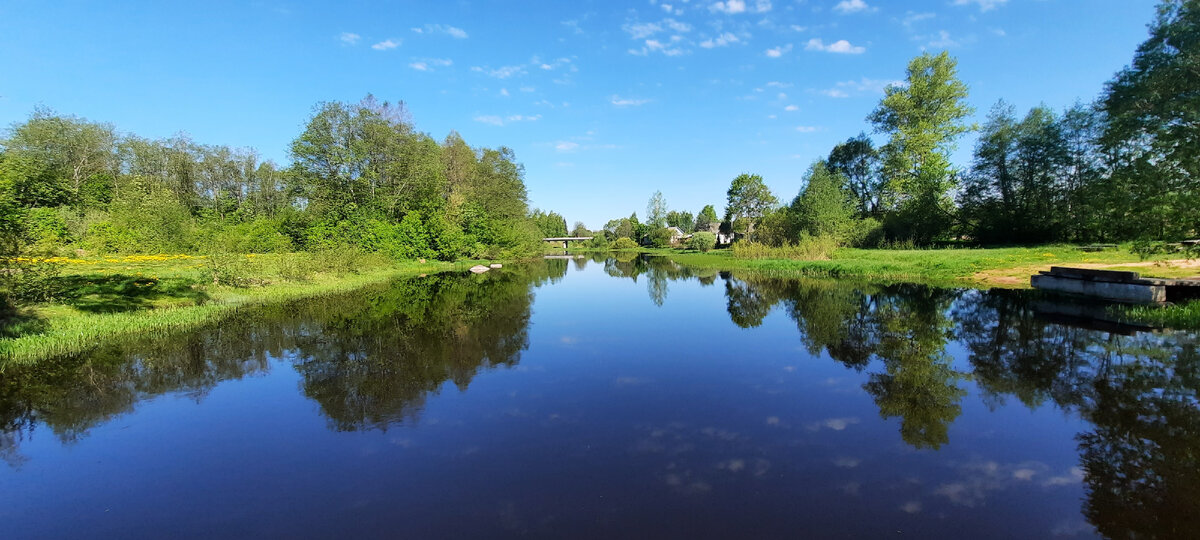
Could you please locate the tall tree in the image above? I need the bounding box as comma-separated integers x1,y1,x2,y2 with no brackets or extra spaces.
790,161,855,239
868,51,974,244
826,133,881,218
695,204,719,233
724,173,778,235
646,190,668,227
1101,0,1200,240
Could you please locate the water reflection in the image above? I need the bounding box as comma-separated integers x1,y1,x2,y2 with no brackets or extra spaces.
0,262,567,458
0,255,1197,537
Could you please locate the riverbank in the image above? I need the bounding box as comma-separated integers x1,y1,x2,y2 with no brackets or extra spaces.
615,245,1191,287
0,253,475,367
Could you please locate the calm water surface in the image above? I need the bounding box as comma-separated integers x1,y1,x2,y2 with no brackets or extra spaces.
1,255,1197,538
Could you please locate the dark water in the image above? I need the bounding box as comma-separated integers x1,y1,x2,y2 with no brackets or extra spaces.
1,255,1197,539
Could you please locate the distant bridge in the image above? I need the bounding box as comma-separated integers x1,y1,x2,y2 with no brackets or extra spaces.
544,236,594,248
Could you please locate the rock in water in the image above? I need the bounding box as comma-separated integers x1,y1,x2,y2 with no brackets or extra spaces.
489,263,503,269
469,265,490,274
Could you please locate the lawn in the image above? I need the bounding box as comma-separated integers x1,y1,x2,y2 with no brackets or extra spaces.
656,245,1193,287
0,253,471,367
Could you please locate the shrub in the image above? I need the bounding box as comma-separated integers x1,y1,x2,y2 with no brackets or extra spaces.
611,237,640,250
201,251,251,287
731,234,840,260
0,257,63,303
687,231,717,252
646,227,673,248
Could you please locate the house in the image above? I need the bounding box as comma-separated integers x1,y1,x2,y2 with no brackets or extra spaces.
666,226,691,245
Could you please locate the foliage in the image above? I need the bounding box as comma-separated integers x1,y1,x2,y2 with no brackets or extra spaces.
695,205,719,232
827,133,881,218
646,226,674,248
665,210,694,233
724,173,778,233
791,161,857,240
731,235,840,261
611,237,640,250
869,51,975,244
646,191,668,227
1101,0,1200,240
687,231,717,252
529,209,568,238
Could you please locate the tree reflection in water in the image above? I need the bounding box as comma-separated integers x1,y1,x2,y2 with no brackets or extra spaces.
1,254,1197,536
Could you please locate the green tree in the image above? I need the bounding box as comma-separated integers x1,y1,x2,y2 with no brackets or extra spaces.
724,173,778,237
665,210,694,233
1101,0,1200,240
791,161,856,240
646,190,668,227
826,133,880,218
695,204,719,233
868,51,975,244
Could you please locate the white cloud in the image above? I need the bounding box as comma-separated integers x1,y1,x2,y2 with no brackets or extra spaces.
784,104,799,111
710,0,772,13
951,0,1008,12
339,32,360,45
474,114,540,126
902,12,936,27
795,125,820,133
499,88,510,97
555,141,580,152
819,77,901,98
611,95,651,107
924,30,960,48
710,0,746,14
700,32,740,48
471,65,526,78
805,38,866,54
765,81,792,88
625,21,663,39
412,24,469,38
371,39,400,51
765,44,793,58
408,58,452,71
790,24,808,32
834,0,875,14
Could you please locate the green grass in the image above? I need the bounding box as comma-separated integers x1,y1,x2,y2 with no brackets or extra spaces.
651,244,1186,287
1119,300,1200,329
0,254,475,367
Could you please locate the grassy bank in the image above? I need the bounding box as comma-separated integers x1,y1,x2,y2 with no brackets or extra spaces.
636,245,1194,288
0,253,473,367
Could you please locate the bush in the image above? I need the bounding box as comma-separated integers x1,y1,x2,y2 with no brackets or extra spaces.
687,231,717,252
201,251,252,287
646,227,673,248
731,234,840,260
0,257,63,303
25,208,71,248
611,237,640,250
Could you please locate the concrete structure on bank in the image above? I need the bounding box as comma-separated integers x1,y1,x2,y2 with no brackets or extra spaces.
1031,266,1200,304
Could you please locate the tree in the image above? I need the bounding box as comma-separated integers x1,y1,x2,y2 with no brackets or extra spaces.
868,51,975,244
827,133,880,218
571,221,590,237
1100,0,1200,240
791,161,856,239
665,210,694,233
646,191,668,227
960,102,1069,244
724,173,778,236
695,205,719,233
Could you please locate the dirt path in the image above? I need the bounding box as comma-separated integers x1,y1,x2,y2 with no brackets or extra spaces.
973,259,1200,288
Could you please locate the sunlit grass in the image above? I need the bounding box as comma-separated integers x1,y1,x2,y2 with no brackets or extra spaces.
0,254,471,367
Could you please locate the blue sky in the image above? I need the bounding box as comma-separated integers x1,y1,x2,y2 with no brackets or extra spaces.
0,0,1157,228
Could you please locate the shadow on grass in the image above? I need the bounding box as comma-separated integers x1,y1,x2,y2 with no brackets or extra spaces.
53,274,210,314
0,301,47,339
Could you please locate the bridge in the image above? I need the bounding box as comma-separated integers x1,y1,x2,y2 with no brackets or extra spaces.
544,236,594,248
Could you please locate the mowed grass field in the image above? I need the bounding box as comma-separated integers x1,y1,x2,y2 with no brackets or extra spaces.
1,253,467,366
664,245,1196,287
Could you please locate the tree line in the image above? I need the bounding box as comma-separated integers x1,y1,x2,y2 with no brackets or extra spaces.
593,0,1198,249
0,95,543,261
